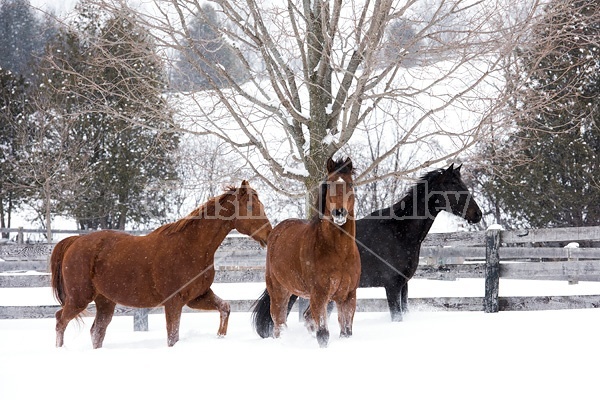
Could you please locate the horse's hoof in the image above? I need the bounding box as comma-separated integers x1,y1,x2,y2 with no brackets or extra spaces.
304,321,316,333
316,329,329,348
391,314,404,322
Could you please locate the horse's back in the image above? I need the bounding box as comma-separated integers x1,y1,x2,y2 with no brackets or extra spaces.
63,230,138,264
61,230,161,306
61,230,140,276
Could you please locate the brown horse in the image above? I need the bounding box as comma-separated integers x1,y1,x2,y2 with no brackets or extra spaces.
51,180,272,348
252,157,360,348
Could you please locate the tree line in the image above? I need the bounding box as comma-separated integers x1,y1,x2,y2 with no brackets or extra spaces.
1,0,599,241
1,0,179,240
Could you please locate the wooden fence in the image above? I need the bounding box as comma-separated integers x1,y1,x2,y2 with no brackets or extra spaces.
1,226,600,330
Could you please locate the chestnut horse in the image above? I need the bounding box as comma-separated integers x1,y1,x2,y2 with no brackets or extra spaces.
51,181,272,348
252,157,360,348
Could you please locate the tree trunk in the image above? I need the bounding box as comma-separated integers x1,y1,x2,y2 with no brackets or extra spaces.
304,149,329,219
43,180,53,243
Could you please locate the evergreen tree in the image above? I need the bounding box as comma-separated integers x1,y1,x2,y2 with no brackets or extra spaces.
0,4,60,237
0,67,28,236
478,0,600,228
83,7,179,230
39,3,179,230
173,4,247,90
0,0,45,76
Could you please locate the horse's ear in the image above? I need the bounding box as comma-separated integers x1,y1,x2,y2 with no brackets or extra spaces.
344,157,353,172
240,180,250,195
455,164,462,173
326,157,335,173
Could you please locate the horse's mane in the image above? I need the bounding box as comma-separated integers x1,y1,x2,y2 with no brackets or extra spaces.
367,168,449,219
153,187,237,235
314,158,354,220
394,169,447,215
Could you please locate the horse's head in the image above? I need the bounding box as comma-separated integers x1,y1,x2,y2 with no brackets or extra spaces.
231,180,272,247
427,164,482,223
318,156,355,226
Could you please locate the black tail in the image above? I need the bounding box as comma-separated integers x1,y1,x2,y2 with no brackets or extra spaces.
251,289,274,338
251,291,300,338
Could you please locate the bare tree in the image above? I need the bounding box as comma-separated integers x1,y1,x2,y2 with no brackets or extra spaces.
86,0,542,216
470,0,600,229
11,91,91,242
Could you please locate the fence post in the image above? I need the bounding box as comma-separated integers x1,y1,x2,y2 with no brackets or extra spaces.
565,242,579,285
17,227,24,244
133,308,149,331
484,228,501,313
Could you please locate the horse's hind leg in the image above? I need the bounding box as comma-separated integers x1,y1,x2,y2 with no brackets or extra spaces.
55,302,89,347
266,276,291,338
164,300,184,347
401,283,409,314
90,295,116,349
303,305,316,332
385,284,403,322
187,289,231,337
303,301,335,332
55,309,66,348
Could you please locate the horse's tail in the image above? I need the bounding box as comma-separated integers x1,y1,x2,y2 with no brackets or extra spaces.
252,291,301,338
50,236,79,306
251,289,274,338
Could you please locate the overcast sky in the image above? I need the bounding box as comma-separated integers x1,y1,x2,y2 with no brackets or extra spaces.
29,0,77,15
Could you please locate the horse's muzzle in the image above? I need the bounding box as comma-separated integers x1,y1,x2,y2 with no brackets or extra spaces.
331,208,348,226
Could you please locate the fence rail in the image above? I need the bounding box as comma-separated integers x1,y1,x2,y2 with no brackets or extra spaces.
2,226,600,327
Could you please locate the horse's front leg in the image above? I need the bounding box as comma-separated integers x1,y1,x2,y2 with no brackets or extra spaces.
336,289,357,338
187,289,231,337
309,294,330,348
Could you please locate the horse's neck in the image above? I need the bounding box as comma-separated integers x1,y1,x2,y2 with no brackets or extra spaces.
391,191,437,245
184,218,233,252
317,218,356,243
403,215,436,245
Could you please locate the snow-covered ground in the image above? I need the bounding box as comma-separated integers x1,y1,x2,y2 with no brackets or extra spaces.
1,279,599,400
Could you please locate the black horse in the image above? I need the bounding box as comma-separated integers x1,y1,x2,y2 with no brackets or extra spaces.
281,164,482,322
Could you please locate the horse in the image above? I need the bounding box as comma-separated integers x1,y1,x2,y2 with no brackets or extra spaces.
287,164,482,322
51,180,272,348
251,157,361,348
